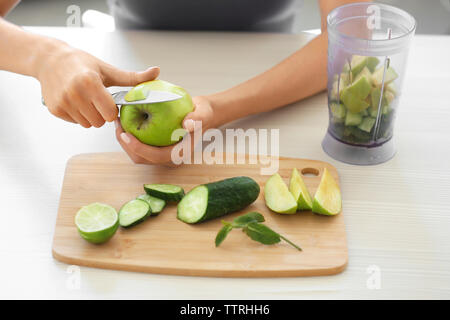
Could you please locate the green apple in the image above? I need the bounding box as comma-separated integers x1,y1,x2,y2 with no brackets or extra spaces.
264,173,297,214
289,168,313,210
330,73,349,101
120,80,194,147
124,83,151,102
343,55,380,78
312,168,342,216
372,66,398,87
341,75,371,113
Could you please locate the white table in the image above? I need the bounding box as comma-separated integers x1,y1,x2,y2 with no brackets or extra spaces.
0,27,449,299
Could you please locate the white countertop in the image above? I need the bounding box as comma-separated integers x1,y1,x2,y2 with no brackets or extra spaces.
0,27,449,299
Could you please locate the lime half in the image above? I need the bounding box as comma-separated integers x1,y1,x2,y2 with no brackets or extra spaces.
75,203,119,244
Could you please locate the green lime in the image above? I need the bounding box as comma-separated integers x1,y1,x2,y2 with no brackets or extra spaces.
75,203,119,244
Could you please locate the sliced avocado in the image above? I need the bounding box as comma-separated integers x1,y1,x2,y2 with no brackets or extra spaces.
372,66,398,87
345,111,363,126
341,76,371,113
289,168,313,211
358,117,376,133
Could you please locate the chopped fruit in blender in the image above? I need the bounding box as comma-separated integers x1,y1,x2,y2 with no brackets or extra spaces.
372,66,398,87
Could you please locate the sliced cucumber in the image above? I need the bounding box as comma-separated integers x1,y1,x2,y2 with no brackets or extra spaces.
345,111,363,126
144,184,185,202
137,194,166,215
119,199,151,228
177,176,260,224
358,117,376,133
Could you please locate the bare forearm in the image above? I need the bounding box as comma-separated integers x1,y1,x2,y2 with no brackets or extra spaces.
209,32,328,127
0,17,69,78
0,0,19,16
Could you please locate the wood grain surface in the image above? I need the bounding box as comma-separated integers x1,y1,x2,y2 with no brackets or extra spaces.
52,152,347,277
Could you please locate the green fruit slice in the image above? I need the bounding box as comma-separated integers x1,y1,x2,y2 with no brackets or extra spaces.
289,168,313,210
372,66,398,87
312,168,342,216
75,203,119,244
144,183,185,202
358,117,376,133
264,173,297,214
341,76,371,113
124,83,151,102
345,111,363,126
119,199,151,228
343,55,380,77
137,194,166,215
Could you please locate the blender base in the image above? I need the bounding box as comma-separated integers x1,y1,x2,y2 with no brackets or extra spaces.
321,132,396,165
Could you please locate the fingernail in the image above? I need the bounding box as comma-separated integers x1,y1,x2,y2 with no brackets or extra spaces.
183,119,195,132
120,132,131,144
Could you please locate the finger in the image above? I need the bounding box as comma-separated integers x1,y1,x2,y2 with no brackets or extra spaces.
114,120,148,164
118,131,174,164
101,65,160,87
90,78,119,122
182,99,213,133
80,104,105,128
69,89,106,127
47,105,76,124
68,109,92,128
57,110,77,124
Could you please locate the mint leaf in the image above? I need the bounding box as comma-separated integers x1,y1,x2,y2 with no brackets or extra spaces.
232,212,265,228
215,223,233,247
244,222,280,245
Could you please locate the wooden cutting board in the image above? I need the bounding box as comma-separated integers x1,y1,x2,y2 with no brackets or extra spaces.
52,152,348,277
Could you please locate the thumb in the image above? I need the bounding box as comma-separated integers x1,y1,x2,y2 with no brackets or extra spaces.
182,99,213,133
102,65,160,87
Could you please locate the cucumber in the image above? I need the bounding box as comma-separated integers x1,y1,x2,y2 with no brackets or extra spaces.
144,184,185,202
358,117,376,133
119,199,151,228
137,194,166,215
177,176,260,224
345,111,363,126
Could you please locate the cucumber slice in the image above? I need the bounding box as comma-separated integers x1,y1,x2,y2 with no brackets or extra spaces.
177,176,260,224
345,111,363,126
264,173,297,214
330,102,346,122
137,194,166,215
144,184,185,202
119,199,151,228
358,117,376,133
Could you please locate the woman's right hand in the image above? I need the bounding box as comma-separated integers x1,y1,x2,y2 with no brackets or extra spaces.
37,42,160,128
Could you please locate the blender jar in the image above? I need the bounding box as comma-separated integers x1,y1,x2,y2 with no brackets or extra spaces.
322,2,416,165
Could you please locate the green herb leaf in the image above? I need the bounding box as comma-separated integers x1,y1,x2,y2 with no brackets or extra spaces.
232,212,265,228
215,223,233,247
244,222,281,245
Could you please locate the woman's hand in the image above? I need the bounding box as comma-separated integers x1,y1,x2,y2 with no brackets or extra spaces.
115,95,215,165
37,43,160,128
